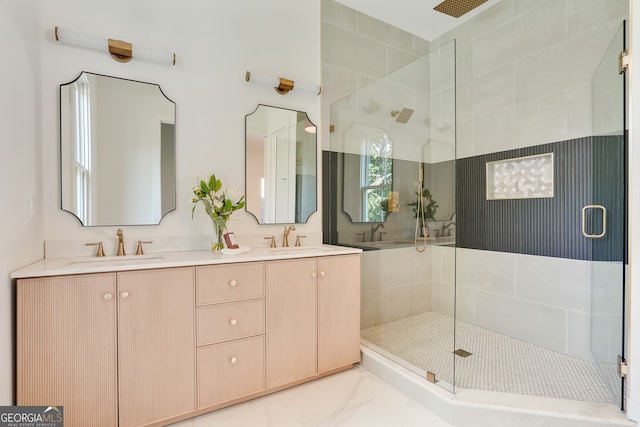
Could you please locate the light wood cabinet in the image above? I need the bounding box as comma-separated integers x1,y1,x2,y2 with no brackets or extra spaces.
266,258,318,388
17,267,195,427
17,273,118,427
117,268,196,427
16,251,360,426
196,263,266,409
266,254,361,387
318,254,361,373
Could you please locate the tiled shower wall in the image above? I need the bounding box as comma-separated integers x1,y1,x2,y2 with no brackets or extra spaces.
430,0,628,158
323,0,627,364
430,247,621,364
321,0,430,152
435,0,627,363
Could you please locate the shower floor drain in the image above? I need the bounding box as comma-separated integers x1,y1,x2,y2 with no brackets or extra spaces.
454,348,472,358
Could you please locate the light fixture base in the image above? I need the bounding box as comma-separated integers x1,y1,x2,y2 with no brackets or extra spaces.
275,77,294,95
108,39,133,63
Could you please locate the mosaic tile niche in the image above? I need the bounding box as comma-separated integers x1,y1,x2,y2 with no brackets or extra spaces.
486,153,554,200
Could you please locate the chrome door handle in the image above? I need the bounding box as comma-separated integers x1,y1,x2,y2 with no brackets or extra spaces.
581,205,607,238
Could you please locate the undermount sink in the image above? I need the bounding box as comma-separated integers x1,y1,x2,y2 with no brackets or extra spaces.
269,245,327,252
71,254,164,264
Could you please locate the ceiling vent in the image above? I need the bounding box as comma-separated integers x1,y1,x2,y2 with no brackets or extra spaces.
433,0,488,18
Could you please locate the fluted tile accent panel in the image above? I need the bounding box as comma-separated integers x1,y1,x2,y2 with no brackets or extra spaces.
117,267,196,427
592,135,626,262
457,136,625,261
17,274,118,427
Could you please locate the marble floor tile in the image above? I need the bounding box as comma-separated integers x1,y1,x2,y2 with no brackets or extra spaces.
170,366,453,427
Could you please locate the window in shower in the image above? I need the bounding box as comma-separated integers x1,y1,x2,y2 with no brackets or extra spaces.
360,129,393,222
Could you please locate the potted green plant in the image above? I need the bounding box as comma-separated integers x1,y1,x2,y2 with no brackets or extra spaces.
408,188,438,220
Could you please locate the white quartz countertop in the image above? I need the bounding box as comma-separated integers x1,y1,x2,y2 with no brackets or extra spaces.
11,245,362,279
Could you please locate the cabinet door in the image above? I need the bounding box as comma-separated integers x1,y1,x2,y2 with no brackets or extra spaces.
17,274,118,427
318,254,361,373
117,268,196,427
266,258,317,388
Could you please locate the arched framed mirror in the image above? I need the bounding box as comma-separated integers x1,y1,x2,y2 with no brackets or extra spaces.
60,72,176,226
245,104,317,224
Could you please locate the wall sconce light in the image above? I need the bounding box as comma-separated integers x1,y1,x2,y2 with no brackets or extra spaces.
54,26,176,66
245,71,321,96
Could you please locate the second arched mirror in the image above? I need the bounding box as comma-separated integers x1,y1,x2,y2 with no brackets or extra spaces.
245,104,317,224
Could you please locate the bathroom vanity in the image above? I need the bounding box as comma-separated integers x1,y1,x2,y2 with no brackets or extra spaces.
12,246,361,427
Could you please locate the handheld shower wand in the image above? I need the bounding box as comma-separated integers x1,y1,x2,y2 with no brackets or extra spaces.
414,164,427,253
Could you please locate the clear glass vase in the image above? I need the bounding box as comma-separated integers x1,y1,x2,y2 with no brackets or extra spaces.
211,220,226,253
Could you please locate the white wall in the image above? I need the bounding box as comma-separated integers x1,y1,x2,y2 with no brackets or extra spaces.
0,2,44,405
39,0,321,256
1,0,320,405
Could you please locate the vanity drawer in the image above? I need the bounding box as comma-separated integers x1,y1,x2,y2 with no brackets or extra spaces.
197,299,265,346
196,262,265,305
197,335,265,408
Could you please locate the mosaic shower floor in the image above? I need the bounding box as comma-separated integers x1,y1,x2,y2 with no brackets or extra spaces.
361,311,619,404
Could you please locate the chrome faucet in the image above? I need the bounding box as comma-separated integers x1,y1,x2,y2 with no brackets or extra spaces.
283,225,296,247
370,223,384,242
116,228,126,256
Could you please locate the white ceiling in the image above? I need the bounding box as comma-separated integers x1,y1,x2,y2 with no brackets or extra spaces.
333,0,502,41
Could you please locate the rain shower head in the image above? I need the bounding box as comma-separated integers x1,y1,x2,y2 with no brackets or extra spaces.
433,0,488,18
391,108,415,124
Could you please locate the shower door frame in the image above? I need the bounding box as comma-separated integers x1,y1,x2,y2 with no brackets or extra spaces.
588,19,628,410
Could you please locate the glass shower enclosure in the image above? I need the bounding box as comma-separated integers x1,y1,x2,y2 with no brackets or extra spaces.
327,40,457,391
327,18,626,409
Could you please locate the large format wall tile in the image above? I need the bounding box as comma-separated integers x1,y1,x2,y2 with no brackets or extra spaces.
473,0,567,78
321,0,356,31
456,64,514,122
456,248,516,296
356,12,414,53
515,254,591,312
567,310,595,362
322,22,387,79
567,0,627,38
474,290,567,353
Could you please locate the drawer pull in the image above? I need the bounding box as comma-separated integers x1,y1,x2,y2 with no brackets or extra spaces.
319,271,326,277
229,318,237,326
229,279,237,287
311,272,317,278
120,291,129,299
230,356,238,364
103,293,113,300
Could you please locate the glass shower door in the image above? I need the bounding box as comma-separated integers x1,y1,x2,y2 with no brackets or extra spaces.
589,21,627,409
327,39,457,393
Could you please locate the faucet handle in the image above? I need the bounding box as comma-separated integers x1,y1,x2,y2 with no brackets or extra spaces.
295,235,307,247
356,232,366,242
136,240,153,255
86,242,105,257
264,236,276,248
378,232,387,241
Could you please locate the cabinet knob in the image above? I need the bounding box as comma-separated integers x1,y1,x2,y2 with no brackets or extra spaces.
229,279,237,287
230,356,238,364
103,293,113,300
319,271,326,277
120,291,129,299
311,272,317,278
229,318,237,326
